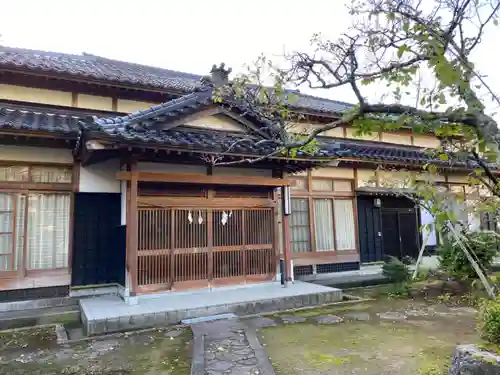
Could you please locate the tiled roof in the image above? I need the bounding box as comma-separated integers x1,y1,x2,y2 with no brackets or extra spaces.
333,140,435,164
333,139,497,170
0,46,354,115
94,89,213,131
92,87,274,135
88,111,484,168
0,106,82,135
0,101,493,170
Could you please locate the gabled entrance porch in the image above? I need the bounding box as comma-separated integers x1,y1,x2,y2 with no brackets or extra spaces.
119,166,294,297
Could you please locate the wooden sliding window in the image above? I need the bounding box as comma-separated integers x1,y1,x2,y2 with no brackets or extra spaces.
0,163,73,190
289,176,357,253
289,198,311,252
0,163,73,278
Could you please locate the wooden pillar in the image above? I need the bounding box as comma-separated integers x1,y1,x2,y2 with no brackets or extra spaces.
126,160,139,296
281,185,292,285
282,213,292,284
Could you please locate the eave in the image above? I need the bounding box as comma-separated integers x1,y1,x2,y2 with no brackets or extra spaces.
79,130,332,173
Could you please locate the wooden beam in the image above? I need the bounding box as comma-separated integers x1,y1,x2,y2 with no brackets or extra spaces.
117,171,291,187
138,196,275,208
112,97,118,111
71,92,78,107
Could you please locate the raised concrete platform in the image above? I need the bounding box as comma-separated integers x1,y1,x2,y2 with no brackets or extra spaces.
80,281,342,335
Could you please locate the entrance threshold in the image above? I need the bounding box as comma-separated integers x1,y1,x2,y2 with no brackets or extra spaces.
80,281,342,335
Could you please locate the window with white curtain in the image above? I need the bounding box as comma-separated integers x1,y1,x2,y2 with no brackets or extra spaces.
334,200,356,250
289,177,358,253
290,198,311,252
27,193,70,270
313,199,335,251
0,163,72,276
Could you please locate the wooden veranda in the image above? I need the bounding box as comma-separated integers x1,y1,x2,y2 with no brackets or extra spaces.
118,166,292,296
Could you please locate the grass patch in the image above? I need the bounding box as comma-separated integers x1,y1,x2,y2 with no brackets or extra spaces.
261,298,478,375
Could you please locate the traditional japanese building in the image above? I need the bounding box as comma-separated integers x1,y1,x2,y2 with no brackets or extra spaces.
0,46,492,303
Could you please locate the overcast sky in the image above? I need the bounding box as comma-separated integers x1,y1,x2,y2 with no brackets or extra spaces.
0,0,498,110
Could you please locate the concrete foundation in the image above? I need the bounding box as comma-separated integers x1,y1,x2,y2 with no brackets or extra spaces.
80,281,342,335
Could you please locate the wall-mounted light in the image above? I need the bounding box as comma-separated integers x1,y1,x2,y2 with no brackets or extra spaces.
282,185,291,216
325,160,340,167
85,140,106,150
374,198,382,208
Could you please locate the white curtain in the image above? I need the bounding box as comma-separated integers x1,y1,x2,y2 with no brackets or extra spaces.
0,193,25,272
334,200,356,250
15,195,26,271
0,194,13,271
313,199,335,251
27,193,70,270
290,198,311,252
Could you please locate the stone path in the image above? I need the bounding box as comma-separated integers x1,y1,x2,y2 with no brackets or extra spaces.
191,318,275,375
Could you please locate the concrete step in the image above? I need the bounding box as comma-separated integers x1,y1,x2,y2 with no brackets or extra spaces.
0,305,81,330
81,282,343,336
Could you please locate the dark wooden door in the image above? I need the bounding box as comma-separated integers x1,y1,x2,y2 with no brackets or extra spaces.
399,209,420,259
381,208,420,260
381,210,401,259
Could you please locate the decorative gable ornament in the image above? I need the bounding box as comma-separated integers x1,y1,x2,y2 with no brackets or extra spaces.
200,63,232,88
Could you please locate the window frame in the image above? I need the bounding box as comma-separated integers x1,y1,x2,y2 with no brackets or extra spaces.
289,173,358,255
0,162,76,280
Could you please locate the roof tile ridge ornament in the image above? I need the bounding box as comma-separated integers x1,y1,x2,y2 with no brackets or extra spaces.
199,62,232,88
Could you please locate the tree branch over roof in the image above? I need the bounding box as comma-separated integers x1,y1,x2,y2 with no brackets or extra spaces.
209,0,500,186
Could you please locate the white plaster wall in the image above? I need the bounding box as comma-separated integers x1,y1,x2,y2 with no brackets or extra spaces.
138,162,207,174
0,145,73,163
420,206,437,246
78,159,120,193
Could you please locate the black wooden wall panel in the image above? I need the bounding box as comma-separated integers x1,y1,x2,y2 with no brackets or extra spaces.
71,193,125,287
357,195,420,263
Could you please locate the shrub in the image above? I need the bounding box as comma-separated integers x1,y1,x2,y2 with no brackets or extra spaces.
478,299,500,344
401,255,415,265
438,231,497,279
382,256,410,284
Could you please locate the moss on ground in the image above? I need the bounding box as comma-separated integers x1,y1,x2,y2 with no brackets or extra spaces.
261,298,478,375
272,302,374,319
0,326,57,352
0,326,192,375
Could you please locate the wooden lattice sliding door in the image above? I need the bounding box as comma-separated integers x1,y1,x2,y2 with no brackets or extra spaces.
136,205,276,293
